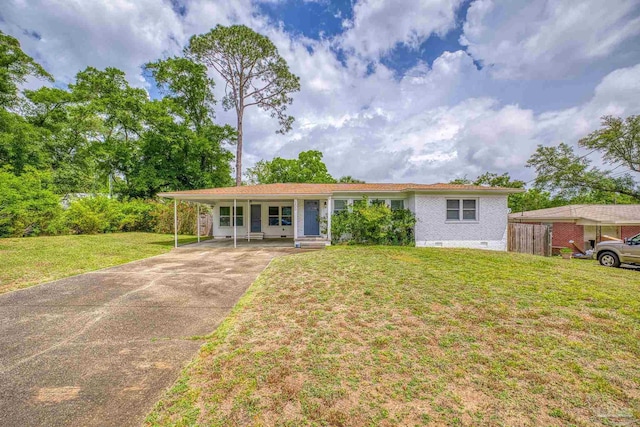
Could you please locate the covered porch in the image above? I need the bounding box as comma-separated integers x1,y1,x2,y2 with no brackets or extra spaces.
167,195,333,249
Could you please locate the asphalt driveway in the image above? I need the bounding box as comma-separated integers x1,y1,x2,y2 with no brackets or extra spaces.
0,246,294,427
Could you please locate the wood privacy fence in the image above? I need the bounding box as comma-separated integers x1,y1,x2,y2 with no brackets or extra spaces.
508,223,552,256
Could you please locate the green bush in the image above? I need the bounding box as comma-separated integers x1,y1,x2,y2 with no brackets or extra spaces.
0,168,62,237
147,199,197,235
330,198,417,245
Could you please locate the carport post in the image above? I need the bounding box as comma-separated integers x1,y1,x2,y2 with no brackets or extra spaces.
327,196,332,243
247,199,250,242
233,198,237,248
197,203,200,243
174,199,178,248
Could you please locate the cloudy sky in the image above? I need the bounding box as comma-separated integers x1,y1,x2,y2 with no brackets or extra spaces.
2,0,640,183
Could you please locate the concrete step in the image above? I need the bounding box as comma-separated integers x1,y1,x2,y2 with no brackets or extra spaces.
249,232,264,240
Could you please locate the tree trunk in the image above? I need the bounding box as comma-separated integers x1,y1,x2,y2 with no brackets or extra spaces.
235,109,243,186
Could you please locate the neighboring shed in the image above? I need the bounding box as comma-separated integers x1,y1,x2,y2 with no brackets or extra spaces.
509,204,640,250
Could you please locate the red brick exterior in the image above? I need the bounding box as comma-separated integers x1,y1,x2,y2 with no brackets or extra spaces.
621,226,640,239
551,222,584,248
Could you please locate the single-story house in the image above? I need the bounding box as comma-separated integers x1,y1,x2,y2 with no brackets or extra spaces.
159,183,522,250
509,204,640,250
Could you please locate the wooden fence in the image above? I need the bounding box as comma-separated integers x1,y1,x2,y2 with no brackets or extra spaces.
508,223,551,256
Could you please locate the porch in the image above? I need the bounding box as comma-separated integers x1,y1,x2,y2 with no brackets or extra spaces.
170,196,334,249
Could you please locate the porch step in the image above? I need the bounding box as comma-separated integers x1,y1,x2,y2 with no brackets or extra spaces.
249,232,264,240
296,238,330,248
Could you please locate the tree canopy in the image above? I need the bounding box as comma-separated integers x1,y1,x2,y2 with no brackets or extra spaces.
187,25,300,186
527,115,640,202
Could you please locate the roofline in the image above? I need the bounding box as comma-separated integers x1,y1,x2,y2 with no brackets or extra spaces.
158,187,522,199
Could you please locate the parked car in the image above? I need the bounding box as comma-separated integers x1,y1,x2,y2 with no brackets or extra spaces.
595,233,640,267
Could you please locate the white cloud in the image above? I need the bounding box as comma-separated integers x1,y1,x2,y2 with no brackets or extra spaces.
340,0,464,58
2,0,640,185
461,0,640,79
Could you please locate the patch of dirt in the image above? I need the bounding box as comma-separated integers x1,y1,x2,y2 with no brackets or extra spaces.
34,386,81,403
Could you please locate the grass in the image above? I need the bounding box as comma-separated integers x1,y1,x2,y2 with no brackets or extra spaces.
0,232,201,294
146,246,640,426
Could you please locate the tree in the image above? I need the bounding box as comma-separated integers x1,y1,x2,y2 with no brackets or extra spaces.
246,150,336,184
527,115,640,201
144,57,216,132
187,25,300,186
338,175,365,183
0,31,52,109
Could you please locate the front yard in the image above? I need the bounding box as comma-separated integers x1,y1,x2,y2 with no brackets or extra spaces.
147,246,640,426
0,233,199,294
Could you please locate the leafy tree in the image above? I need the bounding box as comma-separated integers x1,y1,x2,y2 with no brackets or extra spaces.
144,57,216,131
338,175,365,183
187,25,300,186
0,167,61,236
0,31,52,109
527,115,640,201
246,150,336,184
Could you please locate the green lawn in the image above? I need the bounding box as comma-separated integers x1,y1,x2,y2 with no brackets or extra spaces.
147,246,640,427
0,232,200,294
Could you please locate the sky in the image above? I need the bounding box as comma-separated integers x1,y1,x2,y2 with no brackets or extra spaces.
2,0,640,184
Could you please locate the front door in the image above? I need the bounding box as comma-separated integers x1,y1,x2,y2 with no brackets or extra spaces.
251,204,261,232
304,200,320,236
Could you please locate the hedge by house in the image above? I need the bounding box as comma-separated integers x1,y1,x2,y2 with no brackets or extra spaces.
330,199,417,245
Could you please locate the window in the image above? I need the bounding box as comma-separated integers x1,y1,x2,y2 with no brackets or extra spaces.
268,206,292,226
371,199,385,206
333,199,347,214
235,206,243,226
268,206,280,226
390,200,404,210
281,206,292,226
220,206,230,226
462,200,476,220
446,199,477,221
219,206,243,226
446,200,459,220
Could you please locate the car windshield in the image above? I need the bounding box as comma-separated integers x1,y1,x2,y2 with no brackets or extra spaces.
628,233,640,245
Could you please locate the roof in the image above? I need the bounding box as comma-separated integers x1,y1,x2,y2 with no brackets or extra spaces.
158,182,522,199
509,204,640,224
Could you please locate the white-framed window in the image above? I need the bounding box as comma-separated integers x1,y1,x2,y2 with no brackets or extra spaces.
390,200,404,210
370,198,385,206
219,206,244,227
281,206,292,226
333,199,348,214
268,206,280,226
446,199,477,221
268,206,292,226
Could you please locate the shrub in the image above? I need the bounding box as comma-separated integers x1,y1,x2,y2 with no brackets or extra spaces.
0,168,62,237
147,199,197,235
330,198,416,245
61,196,123,234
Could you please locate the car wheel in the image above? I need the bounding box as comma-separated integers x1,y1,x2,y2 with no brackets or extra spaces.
598,251,620,268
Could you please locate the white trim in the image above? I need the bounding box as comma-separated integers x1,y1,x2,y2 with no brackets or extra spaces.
327,196,332,242
233,199,237,248
247,200,251,242
173,199,178,248
293,199,298,240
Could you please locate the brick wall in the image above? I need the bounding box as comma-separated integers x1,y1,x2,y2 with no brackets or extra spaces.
551,222,584,247
621,226,640,239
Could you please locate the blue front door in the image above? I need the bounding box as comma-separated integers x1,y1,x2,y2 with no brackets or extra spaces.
304,200,320,236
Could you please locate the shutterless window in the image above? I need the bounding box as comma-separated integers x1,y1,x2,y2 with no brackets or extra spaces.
371,199,385,206
390,200,404,210
281,206,292,226
268,206,280,226
234,206,244,226
220,206,231,226
446,200,460,220
446,199,477,221
333,199,347,214
462,200,476,220
220,206,243,226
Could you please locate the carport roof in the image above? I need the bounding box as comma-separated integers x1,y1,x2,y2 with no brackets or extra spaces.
158,182,522,199
509,204,640,225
